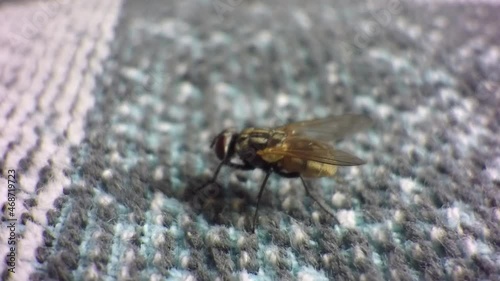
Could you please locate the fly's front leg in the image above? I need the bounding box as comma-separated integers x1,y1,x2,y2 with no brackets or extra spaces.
195,160,226,193
195,160,254,194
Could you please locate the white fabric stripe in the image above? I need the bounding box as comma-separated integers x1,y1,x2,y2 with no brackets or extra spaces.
0,0,123,279
412,0,500,3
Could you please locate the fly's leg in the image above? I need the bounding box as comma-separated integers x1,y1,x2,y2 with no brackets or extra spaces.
274,170,340,225
194,160,225,194
299,176,340,225
226,161,254,171
252,171,272,233
193,161,255,215
274,171,300,179
192,161,255,222
195,161,253,193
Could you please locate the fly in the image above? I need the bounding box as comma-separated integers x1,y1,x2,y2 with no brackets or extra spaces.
197,114,372,232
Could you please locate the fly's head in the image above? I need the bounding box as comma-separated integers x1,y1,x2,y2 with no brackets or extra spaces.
210,129,238,161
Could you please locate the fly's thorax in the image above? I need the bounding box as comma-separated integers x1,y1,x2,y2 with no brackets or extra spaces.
235,128,286,152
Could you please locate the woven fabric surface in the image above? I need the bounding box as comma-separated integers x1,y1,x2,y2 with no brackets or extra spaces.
1,0,499,280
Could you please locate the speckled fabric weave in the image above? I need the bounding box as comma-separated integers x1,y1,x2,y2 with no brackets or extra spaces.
1,0,499,280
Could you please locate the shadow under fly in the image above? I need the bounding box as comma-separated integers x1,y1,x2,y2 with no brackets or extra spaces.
195,114,373,232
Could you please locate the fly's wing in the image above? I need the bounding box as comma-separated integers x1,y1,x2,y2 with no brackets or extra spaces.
276,114,372,142
257,137,366,166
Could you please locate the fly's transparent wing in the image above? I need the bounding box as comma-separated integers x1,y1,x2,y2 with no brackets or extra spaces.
277,114,372,142
257,137,366,166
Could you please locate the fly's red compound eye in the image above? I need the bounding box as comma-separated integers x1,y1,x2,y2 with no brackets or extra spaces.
214,136,226,160
210,129,236,161
211,132,227,160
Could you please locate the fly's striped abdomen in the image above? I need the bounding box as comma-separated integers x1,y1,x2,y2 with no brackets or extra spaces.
280,157,337,178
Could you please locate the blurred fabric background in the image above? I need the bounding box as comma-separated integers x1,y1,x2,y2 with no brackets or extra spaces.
1,0,499,280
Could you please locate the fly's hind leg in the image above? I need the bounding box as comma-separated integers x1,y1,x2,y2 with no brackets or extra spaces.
275,170,340,225
299,176,340,225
